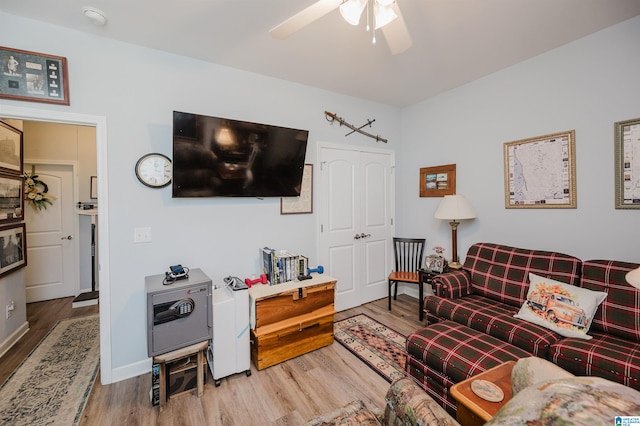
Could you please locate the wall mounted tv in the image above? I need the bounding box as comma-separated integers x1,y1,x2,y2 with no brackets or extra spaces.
172,111,309,198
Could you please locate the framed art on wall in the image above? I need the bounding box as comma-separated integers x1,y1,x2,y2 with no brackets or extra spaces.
419,164,456,197
90,176,98,199
0,121,23,175
0,174,23,222
504,130,576,209
0,46,70,105
614,117,640,209
281,164,313,214
0,223,27,279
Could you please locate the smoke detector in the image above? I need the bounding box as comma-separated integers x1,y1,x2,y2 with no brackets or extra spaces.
82,6,107,26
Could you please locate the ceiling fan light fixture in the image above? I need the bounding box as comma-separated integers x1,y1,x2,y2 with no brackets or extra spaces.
374,3,397,30
339,0,367,26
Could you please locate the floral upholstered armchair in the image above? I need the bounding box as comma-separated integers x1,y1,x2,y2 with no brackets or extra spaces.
304,357,640,426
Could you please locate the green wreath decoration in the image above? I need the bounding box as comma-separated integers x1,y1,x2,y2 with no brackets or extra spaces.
24,172,56,211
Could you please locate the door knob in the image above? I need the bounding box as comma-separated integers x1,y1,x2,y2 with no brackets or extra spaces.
359,233,371,238
61,235,73,240
354,234,362,239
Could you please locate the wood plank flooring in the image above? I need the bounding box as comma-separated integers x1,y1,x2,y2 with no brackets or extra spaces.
0,296,99,385
1,294,425,426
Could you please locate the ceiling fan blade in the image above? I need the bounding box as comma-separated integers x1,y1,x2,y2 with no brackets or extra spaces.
381,2,412,54
270,0,342,40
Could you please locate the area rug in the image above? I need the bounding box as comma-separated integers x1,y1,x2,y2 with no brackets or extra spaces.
0,315,100,426
334,314,407,383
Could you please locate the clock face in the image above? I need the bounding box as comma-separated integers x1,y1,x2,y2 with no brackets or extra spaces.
135,153,172,188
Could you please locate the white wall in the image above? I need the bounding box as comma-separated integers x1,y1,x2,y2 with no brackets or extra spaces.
0,12,401,379
397,16,640,264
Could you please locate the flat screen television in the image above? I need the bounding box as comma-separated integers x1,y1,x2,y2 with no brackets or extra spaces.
172,111,309,198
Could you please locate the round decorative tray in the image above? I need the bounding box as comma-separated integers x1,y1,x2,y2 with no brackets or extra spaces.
470,379,504,402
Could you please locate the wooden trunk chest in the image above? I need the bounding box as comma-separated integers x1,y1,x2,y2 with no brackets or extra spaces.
250,276,336,370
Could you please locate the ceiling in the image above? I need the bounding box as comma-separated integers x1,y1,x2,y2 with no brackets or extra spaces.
2,0,640,107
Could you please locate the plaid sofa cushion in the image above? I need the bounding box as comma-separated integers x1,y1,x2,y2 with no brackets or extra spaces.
549,330,640,391
463,243,582,308
424,294,562,357
406,320,531,384
580,260,640,343
405,355,458,416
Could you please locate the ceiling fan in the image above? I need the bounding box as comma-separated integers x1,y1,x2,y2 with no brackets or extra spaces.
269,0,412,55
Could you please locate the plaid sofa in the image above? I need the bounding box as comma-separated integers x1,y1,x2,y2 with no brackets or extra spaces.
408,242,640,415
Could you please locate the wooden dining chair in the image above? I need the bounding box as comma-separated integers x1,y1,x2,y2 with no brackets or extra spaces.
388,237,425,315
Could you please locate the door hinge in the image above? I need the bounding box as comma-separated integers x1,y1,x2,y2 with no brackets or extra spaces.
321,224,324,232
391,218,394,225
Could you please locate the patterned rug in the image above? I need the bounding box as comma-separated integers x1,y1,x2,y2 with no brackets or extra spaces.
0,315,100,426
334,314,407,383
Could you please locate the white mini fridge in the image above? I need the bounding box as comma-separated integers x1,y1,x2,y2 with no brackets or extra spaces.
208,284,251,386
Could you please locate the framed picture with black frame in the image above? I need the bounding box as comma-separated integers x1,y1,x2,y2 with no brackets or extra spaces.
0,121,23,175
0,223,27,279
0,174,24,223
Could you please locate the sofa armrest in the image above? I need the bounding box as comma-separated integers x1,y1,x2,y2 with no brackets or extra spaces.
431,270,472,299
383,378,460,426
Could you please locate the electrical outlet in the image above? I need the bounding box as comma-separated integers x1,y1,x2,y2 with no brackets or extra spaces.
6,301,15,319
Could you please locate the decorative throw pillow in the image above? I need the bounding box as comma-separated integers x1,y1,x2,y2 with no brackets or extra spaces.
514,273,607,340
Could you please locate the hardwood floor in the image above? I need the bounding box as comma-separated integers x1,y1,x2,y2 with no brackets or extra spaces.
0,296,99,385
81,294,425,425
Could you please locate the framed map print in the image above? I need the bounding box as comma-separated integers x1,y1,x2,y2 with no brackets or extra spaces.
615,117,640,209
504,130,576,209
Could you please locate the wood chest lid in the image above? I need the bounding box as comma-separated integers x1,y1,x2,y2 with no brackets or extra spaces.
249,274,336,329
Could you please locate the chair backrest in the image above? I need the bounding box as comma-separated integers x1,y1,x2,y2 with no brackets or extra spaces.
393,238,425,273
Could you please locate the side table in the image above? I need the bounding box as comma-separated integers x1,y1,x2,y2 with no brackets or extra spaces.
449,361,515,426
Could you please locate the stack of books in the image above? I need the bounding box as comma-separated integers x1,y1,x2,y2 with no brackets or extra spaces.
261,247,308,285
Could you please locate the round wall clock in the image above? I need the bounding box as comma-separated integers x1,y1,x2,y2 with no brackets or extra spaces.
135,153,172,188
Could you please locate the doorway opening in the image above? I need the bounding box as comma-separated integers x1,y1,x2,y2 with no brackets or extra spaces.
1,105,112,384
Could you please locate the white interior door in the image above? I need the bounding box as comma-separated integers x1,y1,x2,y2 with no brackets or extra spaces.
318,146,393,311
25,163,77,302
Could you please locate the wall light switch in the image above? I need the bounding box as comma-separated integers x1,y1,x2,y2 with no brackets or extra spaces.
134,227,152,243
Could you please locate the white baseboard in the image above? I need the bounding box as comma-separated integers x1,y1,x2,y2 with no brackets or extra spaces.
110,358,152,384
397,284,434,300
0,321,29,359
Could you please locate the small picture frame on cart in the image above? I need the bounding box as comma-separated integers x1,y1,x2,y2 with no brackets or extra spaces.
425,255,445,273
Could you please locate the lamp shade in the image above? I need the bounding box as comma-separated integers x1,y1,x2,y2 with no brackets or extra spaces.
434,194,476,221
626,266,640,289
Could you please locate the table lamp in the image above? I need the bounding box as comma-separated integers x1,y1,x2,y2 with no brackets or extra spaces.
434,194,476,269
626,266,640,289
